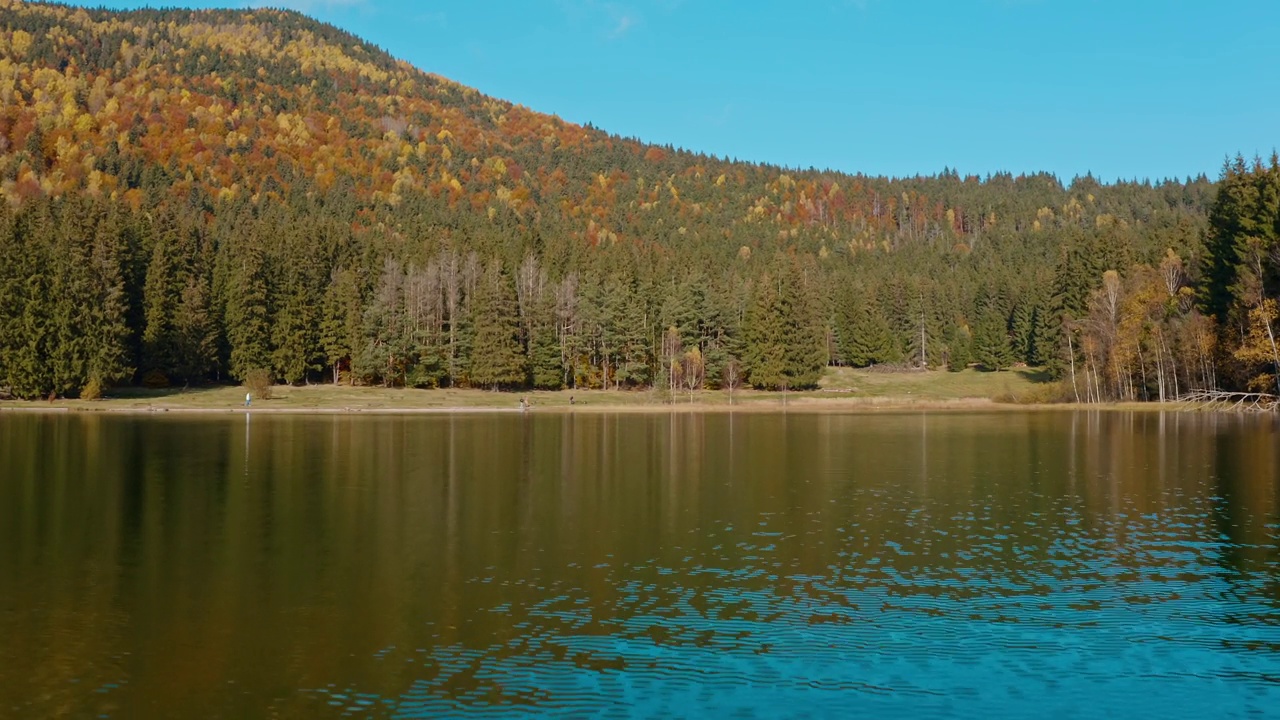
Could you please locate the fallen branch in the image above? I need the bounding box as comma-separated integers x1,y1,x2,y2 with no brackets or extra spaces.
1178,390,1280,412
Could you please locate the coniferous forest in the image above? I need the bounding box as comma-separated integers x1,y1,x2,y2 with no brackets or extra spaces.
0,1,1276,401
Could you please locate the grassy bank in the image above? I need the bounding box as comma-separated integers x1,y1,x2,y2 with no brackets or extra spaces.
0,368,1066,414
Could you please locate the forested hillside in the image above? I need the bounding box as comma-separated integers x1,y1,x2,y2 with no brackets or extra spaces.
0,0,1273,401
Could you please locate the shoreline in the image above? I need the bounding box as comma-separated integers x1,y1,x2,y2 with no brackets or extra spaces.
0,397,1211,416
0,371,1236,416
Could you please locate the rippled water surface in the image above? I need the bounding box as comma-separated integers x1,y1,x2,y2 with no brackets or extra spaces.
2,411,1279,718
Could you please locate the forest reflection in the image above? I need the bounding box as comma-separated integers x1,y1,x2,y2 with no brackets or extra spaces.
0,411,1277,717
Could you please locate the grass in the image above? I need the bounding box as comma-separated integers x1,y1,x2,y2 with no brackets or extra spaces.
818,366,1054,402
1,366,1059,413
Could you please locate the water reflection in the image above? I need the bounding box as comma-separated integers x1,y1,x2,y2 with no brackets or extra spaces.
0,411,1278,718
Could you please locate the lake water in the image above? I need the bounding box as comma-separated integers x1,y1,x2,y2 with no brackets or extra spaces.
1,410,1278,718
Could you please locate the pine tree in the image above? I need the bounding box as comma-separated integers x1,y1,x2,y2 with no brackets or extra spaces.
48,203,96,395
744,274,787,389
4,203,55,398
272,277,321,384
780,267,826,388
947,324,973,371
527,293,563,389
0,205,21,394
468,261,526,388
172,275,218,383
355,257,410,385
611,278,651,387
839,298,900,367
84,206,134,389
972,306,1013,371
1009,301,1034,364
224,237,272,380
320,267,364,384
141,232,178,376
903,289,942,369
1029,302,1058,368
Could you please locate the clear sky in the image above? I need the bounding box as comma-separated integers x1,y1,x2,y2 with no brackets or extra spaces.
64,0,1280,183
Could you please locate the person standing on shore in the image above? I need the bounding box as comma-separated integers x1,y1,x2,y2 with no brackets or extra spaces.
245,392,251,408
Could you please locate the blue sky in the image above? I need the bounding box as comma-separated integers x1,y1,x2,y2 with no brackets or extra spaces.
68,0,1280,183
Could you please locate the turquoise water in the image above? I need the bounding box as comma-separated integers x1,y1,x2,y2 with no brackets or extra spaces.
1,411,1278,717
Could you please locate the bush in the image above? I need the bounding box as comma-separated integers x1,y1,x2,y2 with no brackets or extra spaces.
140,369,170,388
80,377,103,401
243,367,274,401
991,380,1070,405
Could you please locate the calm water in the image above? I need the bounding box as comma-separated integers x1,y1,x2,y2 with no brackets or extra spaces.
1,411,1279,718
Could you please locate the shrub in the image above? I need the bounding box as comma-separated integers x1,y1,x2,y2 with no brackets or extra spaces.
243,367,274,400
80,377,103,401
991,380,1069,405
141,369,170,388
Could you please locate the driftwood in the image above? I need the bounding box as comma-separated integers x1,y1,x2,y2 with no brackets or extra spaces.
1178,390,1280,412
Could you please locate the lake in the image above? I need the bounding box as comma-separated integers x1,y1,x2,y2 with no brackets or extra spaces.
1,410,1278,718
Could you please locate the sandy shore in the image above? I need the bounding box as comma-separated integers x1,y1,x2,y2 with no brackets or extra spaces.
0,396,1206,416
0,371,1215,416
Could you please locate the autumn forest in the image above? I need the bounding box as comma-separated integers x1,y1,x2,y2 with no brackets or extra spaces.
0,0,1277,402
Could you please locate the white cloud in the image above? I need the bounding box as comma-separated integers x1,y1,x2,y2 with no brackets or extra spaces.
609,13,635,39
557,0,642,41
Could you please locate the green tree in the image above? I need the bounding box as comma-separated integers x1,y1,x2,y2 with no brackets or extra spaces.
320,267,365,384
468,261,526,388
744,274,787,389
972,307,1013,371
948,324,973,371
224,238,272,380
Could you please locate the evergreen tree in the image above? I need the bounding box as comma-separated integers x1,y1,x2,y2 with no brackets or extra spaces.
468,262,526,388
972,307,1013,371
48,205,95,396
355,257,411,385
84,206,134,388
3,203,54,398
780,266,826,388
744,274,787,389
224,237,272,380
947,324,973,371
608,277,651,387
320,267,364,384
1009,301,1034,364
272,279,321,384
526,293,563,389
172,275,218,383
141,232,178,376
839,297,900,367
1029,303,1058,368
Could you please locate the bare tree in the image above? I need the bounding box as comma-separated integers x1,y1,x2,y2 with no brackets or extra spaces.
723,357,742,405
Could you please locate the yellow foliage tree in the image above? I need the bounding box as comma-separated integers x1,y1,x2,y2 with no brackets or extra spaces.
1233,298,1280,395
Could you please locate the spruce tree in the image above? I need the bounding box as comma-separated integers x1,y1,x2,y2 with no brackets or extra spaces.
744,274,787,389
972,307,1013,371
947,324,973,371
6,203,54,398
780,267,826,388
224,238,272,380
84,206,134,389
320,268,364,384
841,299,900,367
141,234,178,377
1029,303,1058,369
1009,301,1034,364
527,294,563,389
272,280,320,384
48,204,94,396
468,262,526,389
0,205,20,394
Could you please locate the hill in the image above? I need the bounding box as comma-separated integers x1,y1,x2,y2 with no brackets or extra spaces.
0,0,1272,401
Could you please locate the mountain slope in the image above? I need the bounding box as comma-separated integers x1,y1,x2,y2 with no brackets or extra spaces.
0,0,1256,401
